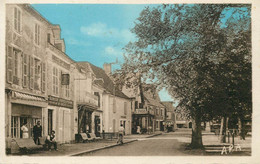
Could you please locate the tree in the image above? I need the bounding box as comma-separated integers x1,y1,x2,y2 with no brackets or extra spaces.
116,4,251,149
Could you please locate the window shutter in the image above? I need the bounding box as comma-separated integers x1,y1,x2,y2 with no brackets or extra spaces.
22,53,28,87
6,46,13,83
35,24,37,45
38,25,40,45
41,62,46,92
18,9,21,32
14,7,17,31
29,55,34,89
113,98,116,113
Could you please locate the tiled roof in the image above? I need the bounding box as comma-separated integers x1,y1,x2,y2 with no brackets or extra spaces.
77,62,130,99
161,101,175,112
143,92,164,108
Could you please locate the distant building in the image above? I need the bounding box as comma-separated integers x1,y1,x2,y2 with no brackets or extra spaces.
161,101,177,132
175,106,192,128
77,62,132,136
122,82,165,134
74,63,103,138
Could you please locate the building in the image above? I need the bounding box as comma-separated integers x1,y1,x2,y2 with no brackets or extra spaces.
77,62,132,136
161,101,177,132
122,81,165,134
45,25,76,143
175,106,192,128
74,63,103,138
5,4,76,143
5,4,49,139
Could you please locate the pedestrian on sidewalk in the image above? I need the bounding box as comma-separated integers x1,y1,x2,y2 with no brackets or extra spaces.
21,122,29,139
117,124,125,145
33,121,42,145
46,130,58,151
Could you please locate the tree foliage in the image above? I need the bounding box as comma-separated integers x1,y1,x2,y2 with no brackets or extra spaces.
116,4,251,148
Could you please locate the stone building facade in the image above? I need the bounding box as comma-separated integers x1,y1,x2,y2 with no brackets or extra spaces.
5,4,76,143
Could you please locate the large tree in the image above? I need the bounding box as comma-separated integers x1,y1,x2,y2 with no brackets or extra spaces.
117,4,251,148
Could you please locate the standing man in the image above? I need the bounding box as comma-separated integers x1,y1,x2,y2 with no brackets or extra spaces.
33,121,42,145
117,124,125,145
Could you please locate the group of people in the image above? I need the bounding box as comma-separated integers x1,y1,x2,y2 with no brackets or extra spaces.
20,122,126,149
20,121,58,151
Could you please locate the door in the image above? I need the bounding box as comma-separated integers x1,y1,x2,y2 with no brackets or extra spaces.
48,109,53,135
94,116,101,137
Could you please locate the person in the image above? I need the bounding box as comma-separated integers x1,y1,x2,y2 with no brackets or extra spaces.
21,123,29,138
33,121,42,145
136,126,141,134
46,130,58,151
117,124,125,145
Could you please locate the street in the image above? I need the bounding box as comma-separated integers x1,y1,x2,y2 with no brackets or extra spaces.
80,129,192,156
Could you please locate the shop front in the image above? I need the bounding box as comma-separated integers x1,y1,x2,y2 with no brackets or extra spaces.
78,104,97,134
47,96,74,143
132,108,155,134
6,90,47,139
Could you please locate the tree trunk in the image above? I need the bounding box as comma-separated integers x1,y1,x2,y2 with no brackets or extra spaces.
190,115,203,149
239,117,246,140
220,116,227,143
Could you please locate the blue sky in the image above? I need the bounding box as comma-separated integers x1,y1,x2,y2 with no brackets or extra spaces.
31,4,174,102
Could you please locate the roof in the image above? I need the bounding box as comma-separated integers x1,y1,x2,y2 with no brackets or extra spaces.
77,62,130,99
143,92,164,108
161,101,175,112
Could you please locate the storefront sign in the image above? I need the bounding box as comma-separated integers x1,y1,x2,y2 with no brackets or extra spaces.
48,95,73,109
135,108,148,114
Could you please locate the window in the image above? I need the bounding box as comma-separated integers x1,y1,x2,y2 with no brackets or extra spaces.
29,55,34,89
22,54,28,87
41,62,46,92
47,33,51,43
34,58,41,90
14,7,21,33
113,98,116,113
124,102,127,115
94,92,100,107
34,24,40,45
53,67,59,95
11,116,19,138
64,85,70,98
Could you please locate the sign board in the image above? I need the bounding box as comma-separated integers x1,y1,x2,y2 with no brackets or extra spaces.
135,108,148,114
48,95,73,109
61,74,70,85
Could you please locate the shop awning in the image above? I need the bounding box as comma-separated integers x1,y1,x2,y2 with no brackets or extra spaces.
13,91,46,102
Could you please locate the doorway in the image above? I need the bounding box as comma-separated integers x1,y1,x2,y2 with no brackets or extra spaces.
48,109,53,135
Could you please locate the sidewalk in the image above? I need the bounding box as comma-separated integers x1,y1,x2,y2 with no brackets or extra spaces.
24,132,162,156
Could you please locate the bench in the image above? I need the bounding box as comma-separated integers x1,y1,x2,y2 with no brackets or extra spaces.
89,133,102,141
79,133,89,143
14,138,43,154
86,133,95,142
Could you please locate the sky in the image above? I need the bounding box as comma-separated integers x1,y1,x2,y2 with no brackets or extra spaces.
31,4,175,102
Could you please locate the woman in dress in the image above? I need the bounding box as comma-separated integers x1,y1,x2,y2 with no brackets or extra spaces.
21,122,29,138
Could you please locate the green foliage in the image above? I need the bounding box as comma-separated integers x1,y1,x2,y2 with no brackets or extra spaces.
117,4,251,122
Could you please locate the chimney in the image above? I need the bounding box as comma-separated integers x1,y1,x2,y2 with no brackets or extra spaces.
103,63,112,75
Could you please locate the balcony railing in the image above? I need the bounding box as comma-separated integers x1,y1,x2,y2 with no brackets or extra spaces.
77,91,98,107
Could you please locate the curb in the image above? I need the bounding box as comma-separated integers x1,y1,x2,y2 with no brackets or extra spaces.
69,139,137,156
70,133,162,156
